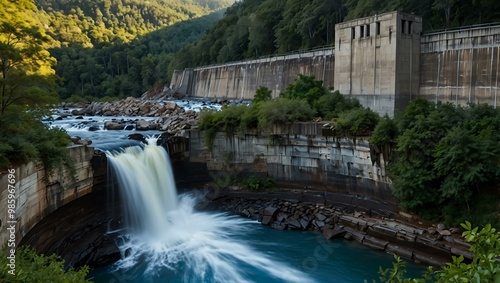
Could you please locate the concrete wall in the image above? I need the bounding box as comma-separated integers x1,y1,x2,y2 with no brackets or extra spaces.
179,48,335,100
171,12,500,116
334,11,422,116
419,25,500,106
186,124,393,200
0,145,94,245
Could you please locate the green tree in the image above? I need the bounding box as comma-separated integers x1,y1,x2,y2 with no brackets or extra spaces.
334,108,380,136
0,0,71,169
389,101,500,226
281,74,327,108
253,86,272,104
0,245,90,283
314,90,362,119
0,0,58,117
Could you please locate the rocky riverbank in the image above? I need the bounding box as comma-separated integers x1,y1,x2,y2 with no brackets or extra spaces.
207,189,473,267
59,97,199,134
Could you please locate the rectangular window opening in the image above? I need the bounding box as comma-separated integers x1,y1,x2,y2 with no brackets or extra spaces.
376,22,381,35
360,25,364,38
408,21,413,34
366,24,370,37
401,20,406,34
351,27,355,39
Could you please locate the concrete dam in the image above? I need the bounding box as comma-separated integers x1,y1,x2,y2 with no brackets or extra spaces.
170,11,500,116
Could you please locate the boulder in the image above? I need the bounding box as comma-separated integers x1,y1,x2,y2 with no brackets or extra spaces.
315,213,327,221
437,223,446,230
70,136,81,143
127,133,146,143
165,102,178,110
76,139,92,146
322,227,346,240
104,121,125,130
135,119,156,131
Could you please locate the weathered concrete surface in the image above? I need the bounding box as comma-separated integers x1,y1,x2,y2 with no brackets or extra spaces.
335,11,422,116
173,48,335,100
19,186,121,268
0,145,94,245
419,25,500,106
185,123,393,200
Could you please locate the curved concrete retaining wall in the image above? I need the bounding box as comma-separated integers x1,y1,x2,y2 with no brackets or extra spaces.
0,145,95,246
184,123,393,200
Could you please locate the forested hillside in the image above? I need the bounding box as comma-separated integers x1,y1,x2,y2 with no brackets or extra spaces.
35,0,234,47
169,0,500,71
28,0,500,100
31,0,233,100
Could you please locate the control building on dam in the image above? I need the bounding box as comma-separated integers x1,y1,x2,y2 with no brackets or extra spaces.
170,11,500,116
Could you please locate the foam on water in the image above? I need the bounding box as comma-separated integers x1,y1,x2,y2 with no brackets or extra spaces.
106,139,313,283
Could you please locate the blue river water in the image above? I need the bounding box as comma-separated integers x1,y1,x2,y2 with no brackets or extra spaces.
88,219,425,282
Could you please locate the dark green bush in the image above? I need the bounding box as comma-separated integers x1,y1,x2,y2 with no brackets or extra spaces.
334,108,380,136
281,74,328,107
253,86,273,104
314,90,362,119
390,100,500,227
0,111,71,171
241,103,260,129
257,98,314,129
370,115,398,146
244,176,275,192
0,245,90,282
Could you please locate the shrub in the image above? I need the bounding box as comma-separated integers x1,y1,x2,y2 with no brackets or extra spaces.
253,86,272,104
257,98,314,129
241,103,260,129
0,245,91,282
281,74,328,107
0,111,71,171
390,100,500,227
243,176,275,192
334,108,380,136
314,90,362,119
370,115,398,146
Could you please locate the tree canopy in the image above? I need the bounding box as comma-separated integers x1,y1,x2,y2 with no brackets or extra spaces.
0,0,70,169
387,100,500,226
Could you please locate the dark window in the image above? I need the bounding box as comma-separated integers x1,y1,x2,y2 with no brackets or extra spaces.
401,20,406,34
351,27,355,39
408,21,413,34
376,22,381,35
360,25,364,37
366,24,370,37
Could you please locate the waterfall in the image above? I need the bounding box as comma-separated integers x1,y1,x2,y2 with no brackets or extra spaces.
107,137,178,238
105,139,313,283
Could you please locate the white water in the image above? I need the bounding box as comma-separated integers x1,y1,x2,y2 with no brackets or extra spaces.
106,139,313,283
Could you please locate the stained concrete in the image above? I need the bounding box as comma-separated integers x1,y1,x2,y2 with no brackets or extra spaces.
0,145,94,245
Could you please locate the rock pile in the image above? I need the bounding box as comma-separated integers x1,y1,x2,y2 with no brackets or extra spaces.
211,191,473,267
61,97,200,135
67,97,184,117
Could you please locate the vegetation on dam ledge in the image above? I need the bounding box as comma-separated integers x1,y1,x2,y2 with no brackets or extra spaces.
200,75,500,228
